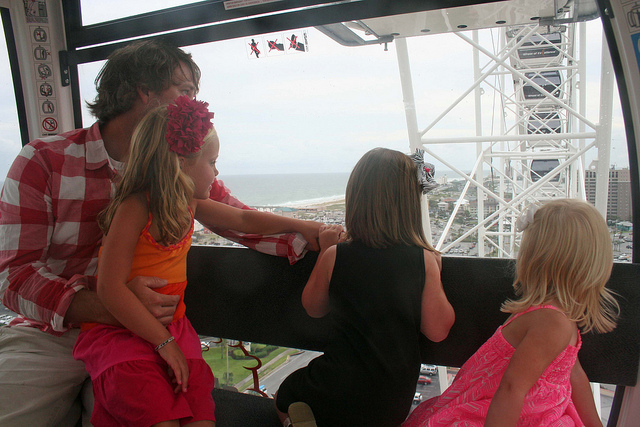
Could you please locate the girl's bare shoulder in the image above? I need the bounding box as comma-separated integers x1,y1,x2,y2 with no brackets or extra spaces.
504,306,575,348
120,192,147,209
423,249,442,272
114,193,149,225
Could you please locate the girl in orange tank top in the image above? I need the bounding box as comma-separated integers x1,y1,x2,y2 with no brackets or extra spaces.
73,96,323,427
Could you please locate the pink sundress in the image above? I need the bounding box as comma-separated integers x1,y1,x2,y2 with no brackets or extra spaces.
403,305,584,426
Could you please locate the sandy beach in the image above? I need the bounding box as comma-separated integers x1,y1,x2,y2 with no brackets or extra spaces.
289,196,345,211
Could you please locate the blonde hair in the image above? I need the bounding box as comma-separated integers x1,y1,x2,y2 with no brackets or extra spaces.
99,104,215,245
503,199,619,333
345,147,437,252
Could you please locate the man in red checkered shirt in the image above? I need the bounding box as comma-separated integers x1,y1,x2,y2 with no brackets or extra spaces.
0,39,318,426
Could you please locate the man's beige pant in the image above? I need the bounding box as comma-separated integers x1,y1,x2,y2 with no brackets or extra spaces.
0,326,94,426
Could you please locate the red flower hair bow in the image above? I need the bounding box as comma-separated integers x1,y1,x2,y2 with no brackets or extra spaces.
166,95,215,156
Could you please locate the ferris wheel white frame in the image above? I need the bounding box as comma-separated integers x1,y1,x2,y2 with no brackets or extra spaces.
396,19,615,258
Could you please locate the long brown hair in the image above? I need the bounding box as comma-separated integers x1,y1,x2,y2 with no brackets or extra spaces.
99,105,213,245
345,147,436,251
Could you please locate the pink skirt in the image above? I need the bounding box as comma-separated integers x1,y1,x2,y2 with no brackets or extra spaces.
74,316,215,426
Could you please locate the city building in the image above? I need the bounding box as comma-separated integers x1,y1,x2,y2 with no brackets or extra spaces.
585,166,632,221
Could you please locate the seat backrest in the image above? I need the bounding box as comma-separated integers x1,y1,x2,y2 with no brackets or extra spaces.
185,246,640,386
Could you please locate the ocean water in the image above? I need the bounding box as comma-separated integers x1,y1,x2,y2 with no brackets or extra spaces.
217,173,350,207
0,174,348,208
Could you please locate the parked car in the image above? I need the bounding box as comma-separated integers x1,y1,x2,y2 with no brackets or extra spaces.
421,364,438,376
413,392,423,404
418,375,432,385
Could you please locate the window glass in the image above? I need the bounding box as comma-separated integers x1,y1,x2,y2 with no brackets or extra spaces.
80,0,195,25
77,60,105,126
404,22,630,258
0,14,24,319
0,17,23,185
76,22,630,258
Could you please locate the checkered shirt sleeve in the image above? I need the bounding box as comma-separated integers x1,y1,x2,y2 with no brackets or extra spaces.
0,127,110,335
207,180,308,264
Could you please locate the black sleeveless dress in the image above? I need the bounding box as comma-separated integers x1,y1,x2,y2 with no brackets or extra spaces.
276,241,426,426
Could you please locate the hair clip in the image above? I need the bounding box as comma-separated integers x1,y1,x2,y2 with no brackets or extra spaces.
516,204,539,232
166,96,215,156
410,148,439,195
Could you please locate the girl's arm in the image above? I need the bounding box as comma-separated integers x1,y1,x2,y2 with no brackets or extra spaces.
195,198,322,250
301,225,342,318
570,359,603,427
484,311,574,426
97,195,189,392
420,251,454,342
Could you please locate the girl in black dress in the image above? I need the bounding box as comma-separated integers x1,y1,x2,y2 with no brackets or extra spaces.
275,148,455,426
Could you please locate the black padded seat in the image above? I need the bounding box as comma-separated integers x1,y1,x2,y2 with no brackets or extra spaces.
185,246,640,426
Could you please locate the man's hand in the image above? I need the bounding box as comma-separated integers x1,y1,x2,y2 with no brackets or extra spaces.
127,276,178,326
302,221,324,252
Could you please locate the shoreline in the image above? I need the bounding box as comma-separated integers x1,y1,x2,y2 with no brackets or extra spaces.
289,197,345,210
251,196,345,210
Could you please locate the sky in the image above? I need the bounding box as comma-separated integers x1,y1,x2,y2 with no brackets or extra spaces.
0,1,631,182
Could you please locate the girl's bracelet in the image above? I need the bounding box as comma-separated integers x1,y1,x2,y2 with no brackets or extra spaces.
154,336,175,352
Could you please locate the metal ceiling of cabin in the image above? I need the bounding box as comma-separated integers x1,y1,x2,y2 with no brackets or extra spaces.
61,0,601,63
316,0,600,46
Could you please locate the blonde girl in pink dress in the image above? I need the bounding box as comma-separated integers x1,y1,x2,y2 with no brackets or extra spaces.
403,199,619,427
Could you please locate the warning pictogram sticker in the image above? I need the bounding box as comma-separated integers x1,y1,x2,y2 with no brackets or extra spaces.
33,45,50,61
37,63,52,79
42,117,58,133
286,33,306,52
39,81,54,97
265,37,285,57
42,100,55,114
286,30,309,54
32,26,48,42
247,38,262,58
24,0,49,23
267,39,283,51
249,31,310,59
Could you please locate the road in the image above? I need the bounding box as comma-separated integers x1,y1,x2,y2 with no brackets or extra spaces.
260,350,322,397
